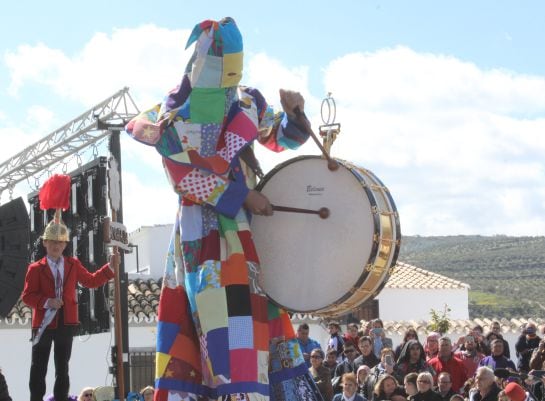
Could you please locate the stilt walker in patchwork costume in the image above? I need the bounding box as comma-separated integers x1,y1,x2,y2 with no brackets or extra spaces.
126,17,322,401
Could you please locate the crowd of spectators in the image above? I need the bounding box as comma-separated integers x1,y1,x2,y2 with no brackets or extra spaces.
298,320,545,401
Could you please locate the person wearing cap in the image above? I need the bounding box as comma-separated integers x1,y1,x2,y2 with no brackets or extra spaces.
504,382,535,401
516,323,542,373
22,175,119,401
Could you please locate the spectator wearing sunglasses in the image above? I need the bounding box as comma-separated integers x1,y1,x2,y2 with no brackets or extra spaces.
412,372,442,401
435,372,456,401
333,344,360,394
309,349,334,401
331,343,358,394
335,345,360,375
297,323,323,367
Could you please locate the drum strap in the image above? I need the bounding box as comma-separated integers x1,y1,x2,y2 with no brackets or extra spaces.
239,145,264,179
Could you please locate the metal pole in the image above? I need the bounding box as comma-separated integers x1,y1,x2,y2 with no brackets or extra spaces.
109,130,130,399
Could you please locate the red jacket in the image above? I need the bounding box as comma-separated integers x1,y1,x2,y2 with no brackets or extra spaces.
428,354,469,393
22,256,114,329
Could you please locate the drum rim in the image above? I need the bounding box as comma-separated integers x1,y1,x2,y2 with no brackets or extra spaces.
319,159,402,315
254,155,400,314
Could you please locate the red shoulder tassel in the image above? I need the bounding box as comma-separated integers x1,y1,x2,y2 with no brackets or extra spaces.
39,174,71,210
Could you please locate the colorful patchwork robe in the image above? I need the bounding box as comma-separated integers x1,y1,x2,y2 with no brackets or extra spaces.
126,76,320,401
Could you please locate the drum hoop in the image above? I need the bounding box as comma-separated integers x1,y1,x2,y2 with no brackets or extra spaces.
316,162,402,316
255,155,399,314
362,166,402,265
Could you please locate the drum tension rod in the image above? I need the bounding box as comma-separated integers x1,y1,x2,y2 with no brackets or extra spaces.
271,205,330,219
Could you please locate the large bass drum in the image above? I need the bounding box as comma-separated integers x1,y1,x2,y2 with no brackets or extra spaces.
251,156,401,316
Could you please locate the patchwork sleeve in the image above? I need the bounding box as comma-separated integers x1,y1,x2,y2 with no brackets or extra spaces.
125,104,164,145
125,103,180,146
127,101,248,218
245,87,310,152
164,159,248,219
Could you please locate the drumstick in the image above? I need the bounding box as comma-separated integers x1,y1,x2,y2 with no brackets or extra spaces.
271,204,330,219
293,107,339,171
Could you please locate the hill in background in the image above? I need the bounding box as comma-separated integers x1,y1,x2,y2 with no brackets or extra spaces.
398,235,545,318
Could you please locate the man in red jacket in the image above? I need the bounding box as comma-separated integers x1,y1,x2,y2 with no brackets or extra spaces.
428,337,469,393
22,215,119,401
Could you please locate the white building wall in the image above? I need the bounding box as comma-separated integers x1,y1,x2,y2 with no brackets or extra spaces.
3,320,522,401
0,325,156,401
376,288,469,321
125,225,172,279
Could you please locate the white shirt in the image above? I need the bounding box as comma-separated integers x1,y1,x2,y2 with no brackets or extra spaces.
343,393,357,401
45,256,65,308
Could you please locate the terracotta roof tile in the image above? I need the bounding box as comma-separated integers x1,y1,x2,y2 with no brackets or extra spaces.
291,315,545,335
3,271,540,335
385,261,470,290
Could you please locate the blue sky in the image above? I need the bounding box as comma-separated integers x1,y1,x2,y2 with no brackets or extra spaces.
1,1,545,235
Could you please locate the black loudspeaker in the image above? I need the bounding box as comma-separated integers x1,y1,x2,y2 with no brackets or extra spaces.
28,156,110,335
0,197,30,318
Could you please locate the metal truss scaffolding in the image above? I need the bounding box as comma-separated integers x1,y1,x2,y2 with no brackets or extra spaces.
0,87,139,199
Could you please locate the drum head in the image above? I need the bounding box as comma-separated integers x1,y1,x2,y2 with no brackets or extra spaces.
251,157,375,313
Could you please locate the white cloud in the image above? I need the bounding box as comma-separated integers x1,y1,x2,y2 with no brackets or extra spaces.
0,103,63,164
245,52,311,104
325,47,545,115
121,170,176,232
3,33,545,236
321,46,545,235
5,24,191,107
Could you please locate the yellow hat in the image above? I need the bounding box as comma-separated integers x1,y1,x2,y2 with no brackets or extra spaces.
42,210,70,242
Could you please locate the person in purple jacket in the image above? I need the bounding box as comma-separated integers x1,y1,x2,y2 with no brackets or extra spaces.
479,339,516,371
